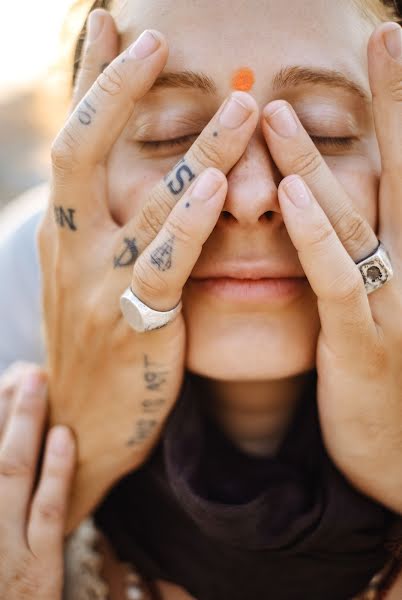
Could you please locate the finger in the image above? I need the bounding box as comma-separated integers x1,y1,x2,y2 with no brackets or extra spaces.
120,91,258,254
262,99,379,263
131,168,227,312
278,175,378,359
50,29,169,231
51,29,168,178
27,426,76,558
0,372,48,533
71,9,119,112
0,363,38,437
368,21,402,245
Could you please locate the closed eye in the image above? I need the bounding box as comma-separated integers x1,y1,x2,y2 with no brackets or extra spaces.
138,134,357,154
139,134,199,151
310,135,357,149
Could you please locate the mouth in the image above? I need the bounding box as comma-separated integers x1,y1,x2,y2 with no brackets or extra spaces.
188,277,307,304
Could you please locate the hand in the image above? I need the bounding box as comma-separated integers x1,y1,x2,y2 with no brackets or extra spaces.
0,363,76,600
38,10,259,533
261,22,402,513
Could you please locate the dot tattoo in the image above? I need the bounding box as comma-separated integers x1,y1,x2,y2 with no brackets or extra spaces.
54,206,77,231
113,238,139,268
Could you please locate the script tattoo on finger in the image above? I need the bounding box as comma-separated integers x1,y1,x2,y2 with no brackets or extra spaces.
54,206,77,231
78,99,96,125
114,238,139,268
150,235,175,271
164,158,195,195
126,355,168,447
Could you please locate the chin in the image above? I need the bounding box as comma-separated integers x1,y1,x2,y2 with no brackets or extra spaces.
183,295,320,382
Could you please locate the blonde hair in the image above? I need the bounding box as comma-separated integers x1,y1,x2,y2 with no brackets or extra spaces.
354,0,401,23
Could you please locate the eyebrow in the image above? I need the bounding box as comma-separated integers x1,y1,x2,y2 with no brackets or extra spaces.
150,65,370,104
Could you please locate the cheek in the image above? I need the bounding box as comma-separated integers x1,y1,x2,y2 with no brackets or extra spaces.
326,156,380,230
106,142,167,225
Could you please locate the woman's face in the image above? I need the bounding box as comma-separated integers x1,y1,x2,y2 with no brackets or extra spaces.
106,0,381,381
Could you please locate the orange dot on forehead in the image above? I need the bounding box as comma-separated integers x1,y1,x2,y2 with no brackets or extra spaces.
231,67,255,92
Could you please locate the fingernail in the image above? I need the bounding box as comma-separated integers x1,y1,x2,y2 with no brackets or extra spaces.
129,30,161,59
283,176,310,208
22,373,47,397
264,101,298,138
192,169,223,201
87,10,105,42
49,426,72,456
219,93,253,129
384,25,402,59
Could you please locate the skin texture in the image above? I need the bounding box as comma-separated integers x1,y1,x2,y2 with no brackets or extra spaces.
1,1,402,599
105,0,381,445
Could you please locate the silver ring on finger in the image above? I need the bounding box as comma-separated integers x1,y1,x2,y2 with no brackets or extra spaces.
355,240,394,295
120,287,182,332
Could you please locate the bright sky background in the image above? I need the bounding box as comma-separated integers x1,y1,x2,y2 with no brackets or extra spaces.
0,0,73,100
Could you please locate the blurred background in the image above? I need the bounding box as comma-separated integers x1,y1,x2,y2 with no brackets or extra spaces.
0,0,89,214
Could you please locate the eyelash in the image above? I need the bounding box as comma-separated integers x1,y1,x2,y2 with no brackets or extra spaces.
139,134,356,151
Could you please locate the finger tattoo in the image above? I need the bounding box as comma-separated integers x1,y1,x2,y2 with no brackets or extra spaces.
54,206,77,231
114,238,139,268
164,158,195,195
150,236,175,271
78,99,96,126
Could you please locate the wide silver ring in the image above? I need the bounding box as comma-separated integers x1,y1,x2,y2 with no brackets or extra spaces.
356,241,394,295
120,287,182,333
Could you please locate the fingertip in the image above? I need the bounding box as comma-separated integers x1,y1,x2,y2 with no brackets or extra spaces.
87,9,107,44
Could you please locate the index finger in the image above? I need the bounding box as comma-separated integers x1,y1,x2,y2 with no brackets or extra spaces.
51,29,168,175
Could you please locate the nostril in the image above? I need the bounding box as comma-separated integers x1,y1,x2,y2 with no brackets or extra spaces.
263,211,274,221
220,211,235,222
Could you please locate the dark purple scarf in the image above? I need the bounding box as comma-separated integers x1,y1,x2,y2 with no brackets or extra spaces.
94,370,394,600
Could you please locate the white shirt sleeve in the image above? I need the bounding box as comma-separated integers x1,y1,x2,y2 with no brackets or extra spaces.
0,185,47,375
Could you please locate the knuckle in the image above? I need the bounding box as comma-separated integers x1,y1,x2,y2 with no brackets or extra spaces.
139,193,170,238
192,139,224,168
0,454,32,479
333,209,372,250
165,215,192,245
308,222,335,253
133,258,169,300
96,64,123,96
35,499,65,523
290,150,322,180
389,77,402,103
50,127,78,174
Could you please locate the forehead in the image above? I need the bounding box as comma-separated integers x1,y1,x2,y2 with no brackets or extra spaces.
117,0,372,98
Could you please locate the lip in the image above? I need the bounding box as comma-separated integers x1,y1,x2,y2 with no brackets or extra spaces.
188,276,309,305
191,262,305,280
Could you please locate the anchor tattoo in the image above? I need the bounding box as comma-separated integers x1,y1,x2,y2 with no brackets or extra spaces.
114,238,139,268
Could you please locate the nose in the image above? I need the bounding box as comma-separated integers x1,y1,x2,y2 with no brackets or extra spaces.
219,133,283,228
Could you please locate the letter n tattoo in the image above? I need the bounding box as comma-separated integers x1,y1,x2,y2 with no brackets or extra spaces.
54,206,77,231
